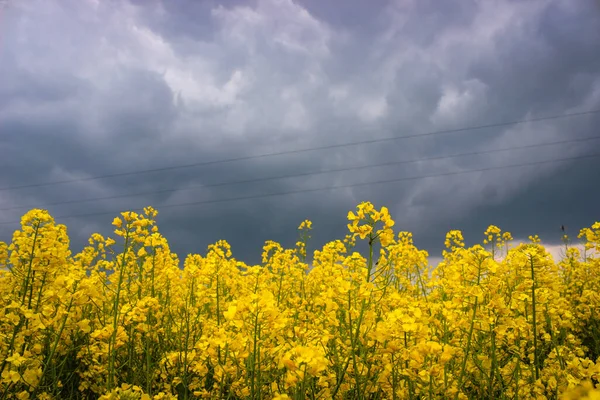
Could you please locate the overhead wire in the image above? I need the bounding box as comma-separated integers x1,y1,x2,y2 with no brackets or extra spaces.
0,150,598,226
1,134,598,212
1,109,599,192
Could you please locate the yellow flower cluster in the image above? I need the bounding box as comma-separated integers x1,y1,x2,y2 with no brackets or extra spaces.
347,202,395,246
0,202,599,399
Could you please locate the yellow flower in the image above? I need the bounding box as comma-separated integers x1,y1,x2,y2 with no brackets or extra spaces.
77,319,92,333
224,305,237,321
298,220,313,230
2,202,599,399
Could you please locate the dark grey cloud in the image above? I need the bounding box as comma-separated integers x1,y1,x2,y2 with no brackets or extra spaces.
0,0,599,265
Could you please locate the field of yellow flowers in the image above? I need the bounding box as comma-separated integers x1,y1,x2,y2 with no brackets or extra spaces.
0,202,599,399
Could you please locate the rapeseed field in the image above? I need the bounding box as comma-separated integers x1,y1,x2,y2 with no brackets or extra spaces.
0,202,599,399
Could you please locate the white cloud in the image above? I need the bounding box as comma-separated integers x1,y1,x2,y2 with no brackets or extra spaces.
328,85,349,104
431,79,488,126
212,0,332,57
282,101,310,131
358,96,389,122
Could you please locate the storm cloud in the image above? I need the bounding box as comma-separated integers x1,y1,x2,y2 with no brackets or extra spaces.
1,0,599,265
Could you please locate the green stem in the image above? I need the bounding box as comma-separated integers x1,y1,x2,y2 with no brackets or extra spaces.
529,254,540,381
455,258,483,399
108,227,131,390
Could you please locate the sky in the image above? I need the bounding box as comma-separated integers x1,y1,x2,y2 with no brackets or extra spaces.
1,0,599,266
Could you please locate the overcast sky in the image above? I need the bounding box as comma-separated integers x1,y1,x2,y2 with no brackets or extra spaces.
1,0,599,265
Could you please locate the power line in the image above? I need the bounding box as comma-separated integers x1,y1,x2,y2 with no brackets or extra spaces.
1,109,599,193
1,135,598,212
1,151,598,227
